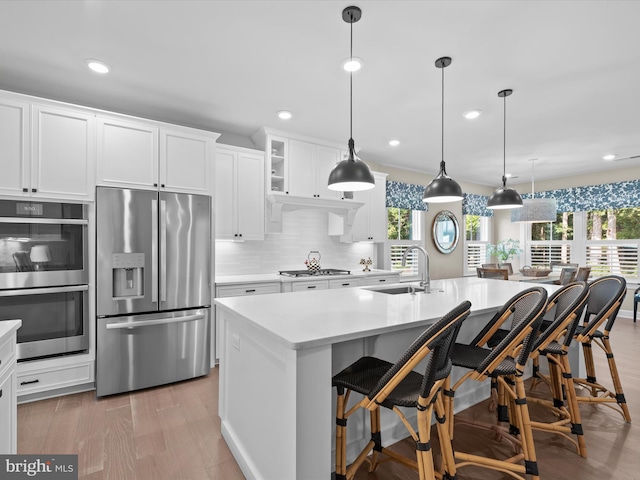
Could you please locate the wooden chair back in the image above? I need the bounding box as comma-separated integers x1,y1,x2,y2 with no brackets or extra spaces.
498,262,514,274
477,267,509,280
482,263,499,268
575,267,591,282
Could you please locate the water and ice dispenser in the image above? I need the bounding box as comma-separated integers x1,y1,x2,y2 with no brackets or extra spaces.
112,253,145,298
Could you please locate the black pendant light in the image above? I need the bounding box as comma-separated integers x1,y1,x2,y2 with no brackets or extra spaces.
327,6,375,192
423,57,464,203
487,89,523,210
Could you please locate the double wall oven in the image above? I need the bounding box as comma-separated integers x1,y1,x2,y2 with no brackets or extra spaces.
0,199,89,361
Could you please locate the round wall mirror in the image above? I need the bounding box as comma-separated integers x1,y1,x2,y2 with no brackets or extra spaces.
432,210,459,254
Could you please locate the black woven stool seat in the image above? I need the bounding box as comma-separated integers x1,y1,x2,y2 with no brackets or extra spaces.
451,343,490,369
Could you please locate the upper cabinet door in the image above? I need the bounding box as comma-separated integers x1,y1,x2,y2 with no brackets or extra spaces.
287,139,315,197
160,128,213,194
0,98,30,197
214,148,237,240
315,145,340,200
96,116,159,189
236,151,264,241
31,105,95,200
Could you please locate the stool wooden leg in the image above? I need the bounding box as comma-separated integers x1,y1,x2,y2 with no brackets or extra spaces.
602,336,632,422
514,375,540,480
434,394,457,480
559,353,587,457
335,388,348,480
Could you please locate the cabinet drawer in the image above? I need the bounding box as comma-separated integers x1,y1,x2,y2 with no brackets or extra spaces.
216,283,281,298
329,279,360,289
359,275,400,286
291,280,329,292
0,334,16,375
17,362,94,396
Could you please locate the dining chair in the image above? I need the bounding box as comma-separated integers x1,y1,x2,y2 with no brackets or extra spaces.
498,262,514,274
333,301,471,480
477,267,509,280
575,266,591,282
553,267,577,285
482,263,499,268
634,286,640,323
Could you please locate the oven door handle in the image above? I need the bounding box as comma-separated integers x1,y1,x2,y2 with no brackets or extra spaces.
105,314,204,330
0,217,88,225
0,285,89,297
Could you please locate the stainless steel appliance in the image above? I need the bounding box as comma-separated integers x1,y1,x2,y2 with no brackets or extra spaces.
96,187,211,397
0,199,88,289
0,199,89,361
278,268,351,277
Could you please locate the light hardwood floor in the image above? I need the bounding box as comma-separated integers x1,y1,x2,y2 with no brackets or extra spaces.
18,316,639,480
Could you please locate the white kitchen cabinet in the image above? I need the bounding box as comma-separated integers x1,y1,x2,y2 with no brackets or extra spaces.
290,279,329,292
0,98,95,200
329,278,360,289
358,273,401,286
215,145,265,241
0,321,20,454
214,282,281,364
267,135,288,194
96,116,159,188
341,171,388,242
287,139,341,199
16,356,94,401
0,98,29,198
160,127,215,194
31,105,95,200
97,115,218,194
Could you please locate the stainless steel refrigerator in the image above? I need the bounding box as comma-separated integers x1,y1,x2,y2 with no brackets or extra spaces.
95,187,211,396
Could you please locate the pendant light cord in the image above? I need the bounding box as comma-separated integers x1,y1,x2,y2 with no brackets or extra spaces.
502,93,507,187
441,62,445,165
349,12,353,147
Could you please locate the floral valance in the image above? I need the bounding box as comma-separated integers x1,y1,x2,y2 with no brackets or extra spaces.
462,193,493,217
574,179,640,211
386,181,429,211
519,179,640,212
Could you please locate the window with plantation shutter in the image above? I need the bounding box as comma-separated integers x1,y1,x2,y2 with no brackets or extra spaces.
385,207,423,277
464,214,490,275
585,243,639,279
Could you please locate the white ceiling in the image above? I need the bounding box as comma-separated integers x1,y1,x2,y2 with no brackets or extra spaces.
1,0,639,187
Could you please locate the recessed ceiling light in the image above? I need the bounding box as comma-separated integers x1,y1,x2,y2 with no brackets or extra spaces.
277,110,292,120
86,59,110,74
603,154,616,161
389,139,400,147
342,57,363,72
463,109,482,120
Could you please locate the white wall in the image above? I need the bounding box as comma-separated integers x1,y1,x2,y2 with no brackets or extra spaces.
215,209,375,276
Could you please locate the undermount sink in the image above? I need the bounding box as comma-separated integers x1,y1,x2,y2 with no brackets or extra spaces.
365,284,444,295
373,285,426,295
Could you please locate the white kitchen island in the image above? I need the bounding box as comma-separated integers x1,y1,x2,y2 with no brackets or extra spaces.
214,277,560,480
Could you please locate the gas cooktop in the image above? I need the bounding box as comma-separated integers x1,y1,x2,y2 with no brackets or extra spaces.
278,268,351,277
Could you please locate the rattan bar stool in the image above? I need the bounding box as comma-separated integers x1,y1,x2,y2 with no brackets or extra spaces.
572,275,630,422
333,301,472,480
525,281,590,457
443,287,548,480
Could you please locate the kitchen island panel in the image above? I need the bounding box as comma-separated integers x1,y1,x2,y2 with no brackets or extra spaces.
218,306,331,480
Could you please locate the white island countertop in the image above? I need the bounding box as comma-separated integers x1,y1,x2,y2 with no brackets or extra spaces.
214,276,558,350
215,277,560,480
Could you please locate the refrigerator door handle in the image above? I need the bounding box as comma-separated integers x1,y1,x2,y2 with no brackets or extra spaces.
151,198,158,303
105,313,205,330
160,199,167,303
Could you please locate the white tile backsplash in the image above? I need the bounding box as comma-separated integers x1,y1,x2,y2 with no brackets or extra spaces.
215,210,375,275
